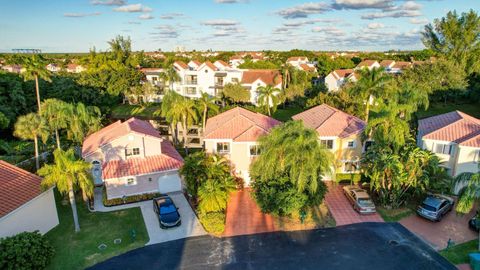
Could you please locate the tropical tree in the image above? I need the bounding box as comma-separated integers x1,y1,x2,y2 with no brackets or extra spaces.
222,83,250,104
20,54,51,113
14,113,49,170
454,168,480,249
66,103,102,144
422,9,480,75
177,98,199,152
196,92,219,131
159,90,183,144
160,66,181,91
40,99,71,149
347,67,390,122
256,85,281,116
250,121,333,215
38,148,93,232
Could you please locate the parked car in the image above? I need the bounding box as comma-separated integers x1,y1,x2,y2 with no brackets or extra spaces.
153,195,181,229
416,194,454,222
342,185,376,214
469,212,479,232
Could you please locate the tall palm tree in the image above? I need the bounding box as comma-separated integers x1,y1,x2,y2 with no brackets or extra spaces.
159,91,183,143
160,66,181,91
21,54,52,113
177,98,199,152
38,148,93,232
256,85,281,116
14,113,49,170
196,92,219,132
41,99,70,149
348,67,389,123
67,103,102,144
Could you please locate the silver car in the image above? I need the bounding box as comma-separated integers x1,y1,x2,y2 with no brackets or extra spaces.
342,185,376,214
417,194,454,222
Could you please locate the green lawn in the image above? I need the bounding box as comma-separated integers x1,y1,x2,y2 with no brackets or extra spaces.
440,239,478,265
376,206,415,222
110,103,161,119
45,192,149,270
416,102,480,119
272,106,304,122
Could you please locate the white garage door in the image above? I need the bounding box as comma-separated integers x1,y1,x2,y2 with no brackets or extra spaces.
158,172,182,193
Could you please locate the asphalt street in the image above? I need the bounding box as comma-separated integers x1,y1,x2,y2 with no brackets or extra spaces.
89,222,456,270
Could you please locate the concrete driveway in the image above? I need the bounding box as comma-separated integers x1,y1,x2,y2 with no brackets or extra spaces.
142,192,206,245
399,206,476,250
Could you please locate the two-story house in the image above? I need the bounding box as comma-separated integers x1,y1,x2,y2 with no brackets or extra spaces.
286,56,317,72
324,69,356,92
82,118,184,200
418,111,480,178
356,60,381,70
292,104,367,177
240,69,282,105
203,107,281,186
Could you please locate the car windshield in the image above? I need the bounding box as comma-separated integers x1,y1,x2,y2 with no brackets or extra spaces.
421,203,437,212
358,198,374,207
160,204,177,214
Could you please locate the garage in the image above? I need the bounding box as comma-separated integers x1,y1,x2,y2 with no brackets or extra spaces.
158,171,182,193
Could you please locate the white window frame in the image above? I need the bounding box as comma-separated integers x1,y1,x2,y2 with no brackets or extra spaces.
125,177,137,186
432,142,452,155
319,137,336,150
249,144,261,157
125,147,140,158
346,140,356,149
216,142,230,154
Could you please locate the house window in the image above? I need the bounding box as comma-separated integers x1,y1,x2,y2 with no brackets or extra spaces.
320,139,334,150
347,141,355,148
217,142,230,154
125,178,137,186
249,145,261,156
186,87,196,95
125,148,140,157
433,143,452,155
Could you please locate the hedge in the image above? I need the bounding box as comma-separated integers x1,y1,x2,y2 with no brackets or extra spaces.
0,231,54,270
199,212,226,235
102,187,162,207
335,173,362,184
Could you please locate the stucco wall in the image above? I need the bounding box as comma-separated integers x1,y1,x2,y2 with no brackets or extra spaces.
455,146,480,176
0,188,59,238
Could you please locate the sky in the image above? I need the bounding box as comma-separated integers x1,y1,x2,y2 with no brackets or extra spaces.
0,0,478,53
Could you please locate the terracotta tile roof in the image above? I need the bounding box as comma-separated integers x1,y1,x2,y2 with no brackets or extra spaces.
174,61,188,69
241,69,282,85
331,69,354,80
357,60,379,68
300,63,316,72
392,61,412,69
230,55,242,60
380,60,395,67
418,111,480,148
292,104,366,138
287,56,308,62
215,60,230,68
102,140,183,180
202,61,218,71
204,107,281,142
82,118,161,157
0,160,43,217
191,60,201,67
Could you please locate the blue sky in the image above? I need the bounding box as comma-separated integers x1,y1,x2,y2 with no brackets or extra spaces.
0,0,478,52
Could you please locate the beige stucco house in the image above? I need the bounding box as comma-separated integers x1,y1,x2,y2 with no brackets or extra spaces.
418,111,480,177
0,160,59,237
203,107,281,186
292,104,367,177
82,118,184,200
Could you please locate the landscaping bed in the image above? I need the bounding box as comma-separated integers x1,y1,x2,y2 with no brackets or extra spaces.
274,202,336,230
440,239,478,265
377,206,415,222
102,187,161,207
45,191,148,270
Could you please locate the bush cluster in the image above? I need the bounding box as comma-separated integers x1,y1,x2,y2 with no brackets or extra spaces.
0,231,54,270
102,187,162,207
198,212,226,235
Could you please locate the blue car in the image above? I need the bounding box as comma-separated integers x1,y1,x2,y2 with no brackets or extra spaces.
417,194,454,222
153,195,181,229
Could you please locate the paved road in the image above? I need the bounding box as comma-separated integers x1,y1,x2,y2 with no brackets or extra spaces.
89,222,455,270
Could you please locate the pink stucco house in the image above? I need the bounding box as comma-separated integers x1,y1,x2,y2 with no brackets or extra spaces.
82,117,184,200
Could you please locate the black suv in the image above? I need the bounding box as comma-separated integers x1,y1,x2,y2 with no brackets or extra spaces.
153,195,181,229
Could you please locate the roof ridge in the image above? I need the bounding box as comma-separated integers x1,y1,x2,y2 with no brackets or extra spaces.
0,160,42,180
422,111,465,137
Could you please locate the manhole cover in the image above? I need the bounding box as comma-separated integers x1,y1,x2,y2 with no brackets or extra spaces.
388,240,399,246
98,243,107,250
114,238,122,244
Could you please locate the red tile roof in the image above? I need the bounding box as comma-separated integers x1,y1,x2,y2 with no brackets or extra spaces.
215,60,230,68
332,69,354,80
287,56,308,62
418,111,480,148
82,118,161,157
204,107,281,142
190,60,201,67
102,140,183,179
202,61,218,71
292,104,366,138
380,60,395,67
241,70,282,85
174,61,188,69
357,60,379,68
392,61,412,69
0,161,43,217
300,63,316,72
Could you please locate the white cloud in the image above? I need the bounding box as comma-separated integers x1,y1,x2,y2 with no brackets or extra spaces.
114,4,152,13
277,3,331,19
367,22,384,29
312,26,345,35
332,0,394,10
214,0,247,3
362,10,421,20
410,17,429,25
139,13,153,20
64,12,101,18
160,13,184,19
202,19,238,26
91,0,126,6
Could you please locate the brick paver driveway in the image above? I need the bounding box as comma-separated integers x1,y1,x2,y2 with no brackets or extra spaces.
224,189,277,237
325,181,384,226
399,206,476,250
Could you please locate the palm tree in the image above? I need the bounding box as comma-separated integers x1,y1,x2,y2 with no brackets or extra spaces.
177,98,199,152
159,91,183,144
160,66,181,91
41,99,71,149
67,103,102,144
14,113,49,170
21,54,51,113
257,85,281,116
197,92,219,132
38,148,93,232
348,67,389,123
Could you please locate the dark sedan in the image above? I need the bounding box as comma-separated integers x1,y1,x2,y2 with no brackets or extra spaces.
417,194,454,222
153,195,181,229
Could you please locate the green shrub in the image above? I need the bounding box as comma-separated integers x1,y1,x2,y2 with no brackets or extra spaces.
335,173,362,184
199,212,225,235
102,187,162,207
0,231,54,270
